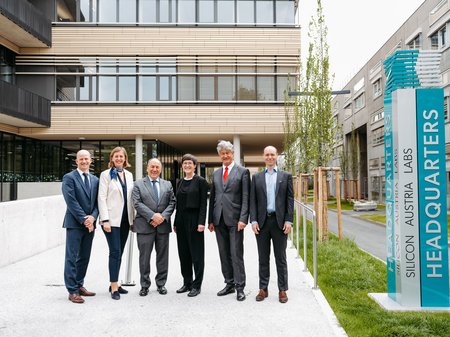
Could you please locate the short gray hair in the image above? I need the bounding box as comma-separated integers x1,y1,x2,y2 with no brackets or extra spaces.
147,158,162,167
216,140,234,154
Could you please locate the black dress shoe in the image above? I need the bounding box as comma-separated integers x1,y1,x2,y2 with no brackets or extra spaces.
109,286,129,294
237,289,246,301
139,287,149,296
217,285,235,296
157,286,167,295
187,288,201,297
111,291,120,300
176,285,192,294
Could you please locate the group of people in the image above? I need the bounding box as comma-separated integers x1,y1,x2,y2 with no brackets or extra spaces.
62,140,294,305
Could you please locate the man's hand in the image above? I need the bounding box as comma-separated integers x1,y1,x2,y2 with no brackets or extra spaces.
197,225,205,232
252,223,260,234
283,223,292,235
151,213,165,227
84,215,95,232
237,221,246,231
208,223,215,232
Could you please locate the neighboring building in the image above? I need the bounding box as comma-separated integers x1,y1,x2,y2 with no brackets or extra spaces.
0,0,300,201
331,0,450,207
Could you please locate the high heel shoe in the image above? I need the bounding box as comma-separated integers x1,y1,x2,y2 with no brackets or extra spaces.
111,291,120,300
109,286,128,294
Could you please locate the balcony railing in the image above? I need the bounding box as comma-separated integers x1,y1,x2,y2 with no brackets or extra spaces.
0,80,50,126
0,0,51,46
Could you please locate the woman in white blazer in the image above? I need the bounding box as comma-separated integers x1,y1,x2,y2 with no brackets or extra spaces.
98,147,135,300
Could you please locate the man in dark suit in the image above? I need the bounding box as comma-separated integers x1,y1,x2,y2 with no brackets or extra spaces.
132,158,176,296
250,146,294,303
208,140,250,301
62,149,99,304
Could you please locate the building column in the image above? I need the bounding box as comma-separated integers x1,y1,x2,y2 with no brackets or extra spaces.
123,134,143,285
135,135,143,179
233,134,241,165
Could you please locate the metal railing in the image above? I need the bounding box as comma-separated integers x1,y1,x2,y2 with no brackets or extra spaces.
0,0,51,46
291,199,318,289
0,80,51,126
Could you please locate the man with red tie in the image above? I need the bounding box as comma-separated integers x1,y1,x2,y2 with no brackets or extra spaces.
208,140,250,301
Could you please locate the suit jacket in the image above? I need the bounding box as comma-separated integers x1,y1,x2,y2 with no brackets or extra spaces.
250,169,294,229
62,170,99,229
208,164,250,227
132,176,176,234
98,168,135,227
175,175,208,226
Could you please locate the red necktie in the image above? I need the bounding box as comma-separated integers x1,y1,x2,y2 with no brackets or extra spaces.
223,166,229,182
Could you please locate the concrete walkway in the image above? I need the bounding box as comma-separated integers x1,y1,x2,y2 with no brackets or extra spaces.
0,225,346,337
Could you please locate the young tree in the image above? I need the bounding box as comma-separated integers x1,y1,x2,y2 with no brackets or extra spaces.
283,0,336,174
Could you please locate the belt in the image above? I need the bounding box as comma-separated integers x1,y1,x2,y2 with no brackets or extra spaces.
266,212,276,218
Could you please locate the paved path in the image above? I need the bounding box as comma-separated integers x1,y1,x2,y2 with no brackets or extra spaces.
0,225,346,337
327,209,386,261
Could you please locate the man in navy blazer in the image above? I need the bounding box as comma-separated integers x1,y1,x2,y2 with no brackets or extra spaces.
250,146,293,303
62,150,99,304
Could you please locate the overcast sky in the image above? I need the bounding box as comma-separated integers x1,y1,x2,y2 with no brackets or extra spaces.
299,0,426,90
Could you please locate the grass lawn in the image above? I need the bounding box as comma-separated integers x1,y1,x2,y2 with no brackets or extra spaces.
327,199,354,211
360,213,386,225
293,219,450,337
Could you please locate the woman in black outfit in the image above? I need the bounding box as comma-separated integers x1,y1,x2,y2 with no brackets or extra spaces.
174,154,208,297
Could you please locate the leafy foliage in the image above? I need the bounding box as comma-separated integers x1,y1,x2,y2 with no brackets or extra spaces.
283,0,337,174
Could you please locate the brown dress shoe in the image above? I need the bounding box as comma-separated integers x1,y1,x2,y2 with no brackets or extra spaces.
79,287,96,296
68,293,85,303
256,289,268,302
279,291,288,303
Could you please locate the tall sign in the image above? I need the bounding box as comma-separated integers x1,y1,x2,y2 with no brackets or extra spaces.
383,50,449,308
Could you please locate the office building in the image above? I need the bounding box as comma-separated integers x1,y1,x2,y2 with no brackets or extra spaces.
0,0,300,201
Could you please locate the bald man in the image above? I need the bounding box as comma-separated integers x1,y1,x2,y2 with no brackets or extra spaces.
132,158,176,296
250,146,294,303
62,150,99,304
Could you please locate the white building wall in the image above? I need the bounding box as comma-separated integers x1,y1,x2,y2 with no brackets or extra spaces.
0,195,66,267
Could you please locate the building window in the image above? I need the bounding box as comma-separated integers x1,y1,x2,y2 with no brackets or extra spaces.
440,25,447,47
430,25,447,49
55,0,296,25
22,55,299,103
372,127,384,146
372,78,382,98
369,158,379,170
0,47,15,84
370,109,384,124
217,0,235,23
354,93,365,111
139,0,157,23
237,1,255,24
178,0,196,23
276,0,295,24
256,1,274,24
407,34,421,49
444,96,449,121
199,0,215,23
119,0,137,22
217,76,235,100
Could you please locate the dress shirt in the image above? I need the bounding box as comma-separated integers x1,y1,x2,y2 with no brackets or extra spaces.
265,167,277,213
77,168,90,185
150,177,160,200
223,161,235,178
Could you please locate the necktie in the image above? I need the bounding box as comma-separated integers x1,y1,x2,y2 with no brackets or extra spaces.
152,180,159,202
83,172,90,193
223,166,229,182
